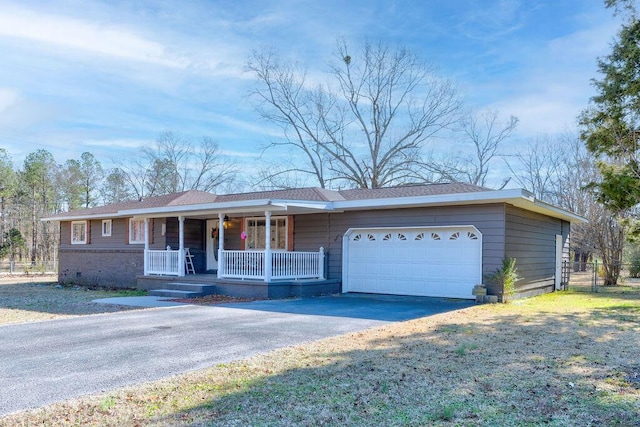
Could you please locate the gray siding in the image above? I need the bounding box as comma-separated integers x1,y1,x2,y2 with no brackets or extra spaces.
166,218,208,272
60,218,166,250
294,203,507,293
58,217,167,285
505,204,570,298
56,203,572,297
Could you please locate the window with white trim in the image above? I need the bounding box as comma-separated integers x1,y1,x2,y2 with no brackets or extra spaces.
71,221,87,244
102,220,112,237
245,217,287,250
129,218,146,244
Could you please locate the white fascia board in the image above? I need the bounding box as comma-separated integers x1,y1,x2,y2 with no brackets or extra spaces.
333,189,525,210
332,188,587,224
270,200,334,211
118,199,295,218
41,189,586,224
513,198,588,224
40,212,121,222
120,199,335,218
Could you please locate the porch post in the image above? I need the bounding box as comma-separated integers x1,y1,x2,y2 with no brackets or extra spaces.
178,216,185,277
217,212,225,278
264,211,272,282
319,247,325,280
143,217,149,276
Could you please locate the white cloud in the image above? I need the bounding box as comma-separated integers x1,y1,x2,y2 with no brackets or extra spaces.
0,88,18,112
0,87,19,113
0,5,186,68
220,149,261,159
84,138,148,149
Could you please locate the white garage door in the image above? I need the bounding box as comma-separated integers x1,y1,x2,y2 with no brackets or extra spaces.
343,226,482,299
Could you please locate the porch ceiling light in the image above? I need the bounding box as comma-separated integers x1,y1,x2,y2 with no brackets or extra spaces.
223,215,230,229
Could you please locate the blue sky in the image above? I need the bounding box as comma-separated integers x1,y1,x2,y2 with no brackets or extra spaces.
0,0,621,187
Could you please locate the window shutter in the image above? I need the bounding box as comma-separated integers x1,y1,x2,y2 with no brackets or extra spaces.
86,221,91,244
125,218,130,244
287,215,294,251
150,219,154,244
68,221,72,245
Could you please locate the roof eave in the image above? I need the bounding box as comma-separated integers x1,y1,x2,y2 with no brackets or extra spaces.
40,212,121,222
332,189,587,224
40,188,586,224
119,198,333,218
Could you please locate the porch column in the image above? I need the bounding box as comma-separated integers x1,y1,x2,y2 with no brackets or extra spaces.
217,212,225,278
178,216,185,277
143,217,149,276
264,210,272,282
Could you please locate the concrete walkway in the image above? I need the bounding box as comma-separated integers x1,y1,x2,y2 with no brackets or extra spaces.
93,295,191,308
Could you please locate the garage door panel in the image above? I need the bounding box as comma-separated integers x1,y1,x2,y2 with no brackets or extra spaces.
344,226,482,299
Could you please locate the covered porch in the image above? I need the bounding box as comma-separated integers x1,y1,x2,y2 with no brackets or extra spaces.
140,209,326,282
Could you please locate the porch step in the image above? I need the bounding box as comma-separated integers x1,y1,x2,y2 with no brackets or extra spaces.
149,289,203,298
147,282,217,299
160,282,217,293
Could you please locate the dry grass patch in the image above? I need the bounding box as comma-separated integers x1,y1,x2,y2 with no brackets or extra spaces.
2,288,640,426
0,275,145,325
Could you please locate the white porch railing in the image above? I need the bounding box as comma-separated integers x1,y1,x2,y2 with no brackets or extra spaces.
219,250,266,279
219,248,325,281
143,248,326,281
145,249,181,276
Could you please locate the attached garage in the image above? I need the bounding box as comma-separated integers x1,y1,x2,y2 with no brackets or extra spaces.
342,226,483,299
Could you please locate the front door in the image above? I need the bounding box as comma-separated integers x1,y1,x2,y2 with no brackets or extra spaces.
206,219,219,271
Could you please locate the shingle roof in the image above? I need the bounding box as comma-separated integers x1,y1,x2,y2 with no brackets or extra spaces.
214,187,344,202
338,183,489,200
209,183,488,203
47,190,218,218
43,183,491,219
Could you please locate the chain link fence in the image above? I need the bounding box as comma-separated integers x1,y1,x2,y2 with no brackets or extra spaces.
567,260,640,292
0,261,57,275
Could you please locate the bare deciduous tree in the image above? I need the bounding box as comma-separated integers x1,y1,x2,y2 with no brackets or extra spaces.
425,109,517,187
505,135,561,201
0,149,16,248
59,152,104,210
102,167,133,204
505,132,628,284
115,131,237,199
248,39,462,189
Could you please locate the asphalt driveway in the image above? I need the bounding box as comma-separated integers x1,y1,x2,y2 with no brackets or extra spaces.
0,294,472,416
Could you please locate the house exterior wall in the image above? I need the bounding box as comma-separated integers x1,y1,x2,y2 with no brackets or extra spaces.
165,218,208,273
294,203,508,295
55,203,571,296
58,218,167,287
58,248,143,287
504,204,570,298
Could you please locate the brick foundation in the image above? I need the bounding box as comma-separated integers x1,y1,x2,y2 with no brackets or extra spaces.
58,248,143,288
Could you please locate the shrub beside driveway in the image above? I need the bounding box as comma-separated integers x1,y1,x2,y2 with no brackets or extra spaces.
2,286,639,426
